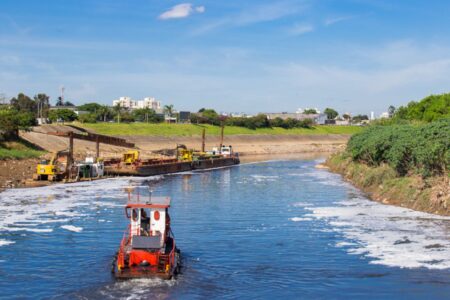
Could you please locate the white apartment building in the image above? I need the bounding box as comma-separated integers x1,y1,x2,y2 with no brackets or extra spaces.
112,96,162,112
113,96,136,109
138,97,162,112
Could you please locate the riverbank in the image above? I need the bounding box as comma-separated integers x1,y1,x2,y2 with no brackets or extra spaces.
325,152,449,216
0,124,351,189
78,122,362,136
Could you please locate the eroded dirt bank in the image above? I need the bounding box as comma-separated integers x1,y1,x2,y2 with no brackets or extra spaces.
325,153,449,216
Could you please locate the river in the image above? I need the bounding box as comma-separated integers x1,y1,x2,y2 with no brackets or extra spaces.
0,157,449,299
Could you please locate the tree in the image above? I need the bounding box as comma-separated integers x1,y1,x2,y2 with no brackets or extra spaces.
269,117,285,127
56,97,64,106
388,105,396,118
164,104,174,117
0,108,36,138
352,114,369,123
34,93,50,118
97,105,112,122
392,94,450,122
324,108,338,120
48,109,78,123
342,113,351,120
303,109,318,114
78,113,98,123
133,108,162,123
117,111,135,123
77,102,102,113
10,93,36,113
113,103,122,123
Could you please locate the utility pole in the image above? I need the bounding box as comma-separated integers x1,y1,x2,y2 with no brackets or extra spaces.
68,131,74,179
201,128,206,153
96,136,100,161
60,86,65,104
220,123,224,150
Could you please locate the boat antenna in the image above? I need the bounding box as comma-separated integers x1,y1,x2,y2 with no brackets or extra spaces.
147,185,153,204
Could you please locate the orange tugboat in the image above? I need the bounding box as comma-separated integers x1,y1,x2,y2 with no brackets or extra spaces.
113,187,180,279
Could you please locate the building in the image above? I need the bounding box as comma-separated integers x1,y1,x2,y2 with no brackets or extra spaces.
137,97,162,112
112,96,163,112
380,112,390,119
265,112,326,124
178,111,191,123
112,96,136,109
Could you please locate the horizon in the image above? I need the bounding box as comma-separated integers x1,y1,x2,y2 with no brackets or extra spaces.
1,0,450,116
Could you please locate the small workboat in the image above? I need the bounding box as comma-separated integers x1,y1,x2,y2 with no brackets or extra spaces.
113,187,180,279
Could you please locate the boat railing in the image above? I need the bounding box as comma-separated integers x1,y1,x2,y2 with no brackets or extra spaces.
117,225,131,269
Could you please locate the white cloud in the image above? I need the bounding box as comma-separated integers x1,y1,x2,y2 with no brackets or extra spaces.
158,3,205,20
324,16,353,26
289,23,314,35
191,1,307,35
195,6,205,13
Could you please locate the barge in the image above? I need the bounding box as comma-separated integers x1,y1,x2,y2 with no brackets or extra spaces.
105,145,240,177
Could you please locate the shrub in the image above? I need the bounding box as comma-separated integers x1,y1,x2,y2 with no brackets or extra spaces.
78,113,98,123
347,118,450,177
48,109,78,122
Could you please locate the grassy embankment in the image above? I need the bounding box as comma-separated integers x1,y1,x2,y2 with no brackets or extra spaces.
326,119,449,215
78,123,362,136
0,140,45,160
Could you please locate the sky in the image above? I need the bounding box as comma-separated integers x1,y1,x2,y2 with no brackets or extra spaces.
1,0,450,115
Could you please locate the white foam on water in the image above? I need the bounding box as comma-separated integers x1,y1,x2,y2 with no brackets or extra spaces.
292,202,312,207
306,196,450,270
250,175,279,182
60,225,83,233
0,176,143,237
296,169,350,188
290,217,313,222
0,239,15,247
6,227,53,233
99,278,176,300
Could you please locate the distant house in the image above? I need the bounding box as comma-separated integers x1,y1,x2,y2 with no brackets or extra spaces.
178,111,191,123
380,112,390,119
335,119,350,126
164,116,177,123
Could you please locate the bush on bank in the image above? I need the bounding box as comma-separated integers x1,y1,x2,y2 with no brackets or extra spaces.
347,118,450,177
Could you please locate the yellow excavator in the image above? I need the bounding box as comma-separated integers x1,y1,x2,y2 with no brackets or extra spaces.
33,150,69,181
176,144,193,161
123,150,139,165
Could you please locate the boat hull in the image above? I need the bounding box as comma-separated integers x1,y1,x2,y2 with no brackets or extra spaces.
113,252,180,280
105,157,239,177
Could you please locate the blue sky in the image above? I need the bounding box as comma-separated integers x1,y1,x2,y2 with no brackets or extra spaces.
1,0,450,115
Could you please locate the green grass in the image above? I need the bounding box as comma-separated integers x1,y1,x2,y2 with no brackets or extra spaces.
77,122,363,136
0,140,45,160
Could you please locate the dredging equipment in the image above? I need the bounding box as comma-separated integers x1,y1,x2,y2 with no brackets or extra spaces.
113,187,180,279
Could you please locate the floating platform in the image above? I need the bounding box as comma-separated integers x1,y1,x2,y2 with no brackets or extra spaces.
105,156,240,177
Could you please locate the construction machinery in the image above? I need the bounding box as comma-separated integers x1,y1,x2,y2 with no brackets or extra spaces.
123,150,140,165
33,150,70,181
176,144,193,161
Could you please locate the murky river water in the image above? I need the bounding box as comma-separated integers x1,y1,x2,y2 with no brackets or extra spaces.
0,158,449,299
